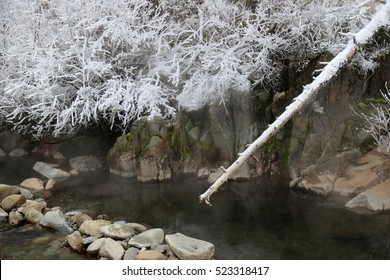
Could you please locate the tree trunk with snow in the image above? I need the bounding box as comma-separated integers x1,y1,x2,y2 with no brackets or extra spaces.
199,1,390,206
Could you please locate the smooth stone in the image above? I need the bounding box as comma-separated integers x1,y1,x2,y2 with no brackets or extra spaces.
79,219,111,237
165,233,215,260
134,250,166,260
0,184,21,201
100,223,136,240
123,247,140,260
17,187,33,200
33,161,71,179
1,194,26,212
82,236,98,245
9,148,28,157
69,156,103,172
151,243,167,254
128,228,164,248
45,179,56,190
127,222,147,233
18,200,46,214
69,212,93,228
67,231,84,254
40,210,73,232
8,209,24,225
0,207,8,222
20,178,45,191
24,208,44,224
99,238,125,260
86,238,105,256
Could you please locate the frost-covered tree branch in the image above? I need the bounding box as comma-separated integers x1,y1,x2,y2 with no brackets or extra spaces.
0,0,379,138
199,0,390,206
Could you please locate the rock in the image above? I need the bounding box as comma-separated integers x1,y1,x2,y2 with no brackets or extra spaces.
197,167,210,178
45,179,56,190
67,231,84,254
0,130,20,153
17,187,33,200
0,184,21,201
99,238,125,260
165,233,215,260
128,228,164,248
100,223,136,240
334,168,381,196
231,161,251,181
69,156,103,172
40,210,73,232
20,178,45,191
24,208,44,224
79,219,111,237
8,209,24,225
68,212,93,228
345,179,390,211
123,247,140,260
18,200,46,214
0,207,8,222
137,158,159,182
82,236,98,245
0,148,5,157
0,194,26,212
151,243,167,254
135,250,167,260
127,223,147,233
33,161,71,179
207,168,224,184
86,238,105,256
53,152,65,159
9,148,28,157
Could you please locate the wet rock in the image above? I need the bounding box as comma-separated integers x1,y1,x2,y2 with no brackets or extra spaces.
197,167,211,178
207,168,224,184
17,187,33,200
135,250,167,260
123,247,140,260
68,212,93,228
0,184,21,201
33,161,71,179
18,200,47,214
128,228,164,248
1,194,26,212
20,178,45,191
53,152,65,160
67,231,84,254
345,179,390,211
8,209,24,225
69,156,103,172
79,219,111,237
231,161,251,181
100,223,136,240
99,238,125,260
137,158,159,182
82,236,98,245
9,148,28,157
24,208,44,224
86,238,105,256
165,233,215,260
40,210,73,232
0,131,20,153
333,168,381,196
0,207,8,222
0,148,6,157
151,243,167,254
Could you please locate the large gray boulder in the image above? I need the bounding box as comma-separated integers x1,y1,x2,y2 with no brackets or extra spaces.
165,233,215,260
100,223,136,240
79,219,111,237
0,207,8,222
99,238,125,260
33,162,71,179
69,156,103,172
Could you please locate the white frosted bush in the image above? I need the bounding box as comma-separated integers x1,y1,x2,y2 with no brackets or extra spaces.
0,0,375,137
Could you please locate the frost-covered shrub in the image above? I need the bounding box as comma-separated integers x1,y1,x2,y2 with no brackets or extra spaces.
0,0,376,137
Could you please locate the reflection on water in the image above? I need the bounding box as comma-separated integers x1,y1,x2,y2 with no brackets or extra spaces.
1,158,390,260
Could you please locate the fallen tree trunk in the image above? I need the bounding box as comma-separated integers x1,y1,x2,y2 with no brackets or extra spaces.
199,1,390,206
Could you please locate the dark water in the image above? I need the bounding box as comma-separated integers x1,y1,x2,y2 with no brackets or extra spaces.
1,157,390,260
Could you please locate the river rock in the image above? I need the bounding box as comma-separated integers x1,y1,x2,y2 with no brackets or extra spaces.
333,168,381,196
68,212,93,228
69,156,103,172
17,187,33,200
86,238,105,256
20,178,45,191
127,222,147,233
100,223,136,240
79,219,111,237
45,179,56,190
123,247,140,260
18,200,47,214
345,179,390,211
135,250,167,260
0,148,5,157
67,231,84,253
40,210,73,232
128,228,164,248
1,194,26,212
165,233,215,260
0,184,21,201
8,209,24,225
231,161,251,181
24,208,44,224
33,161,71,179
9,148,28,157
0,207,8,222
99,238,125,260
